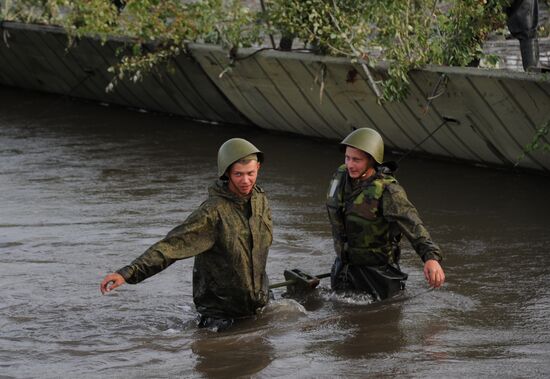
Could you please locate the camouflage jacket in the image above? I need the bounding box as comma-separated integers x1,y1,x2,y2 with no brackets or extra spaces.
326,164,442,266
117,180,273,319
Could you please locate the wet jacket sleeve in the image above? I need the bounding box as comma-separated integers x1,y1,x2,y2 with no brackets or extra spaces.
116,204,217,284
382,183,443,263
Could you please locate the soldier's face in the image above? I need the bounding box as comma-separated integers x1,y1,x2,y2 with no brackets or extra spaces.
228,160,261,197
345,146,371,179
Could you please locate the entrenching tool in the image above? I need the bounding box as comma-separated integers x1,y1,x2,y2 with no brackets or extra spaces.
269,269,330,295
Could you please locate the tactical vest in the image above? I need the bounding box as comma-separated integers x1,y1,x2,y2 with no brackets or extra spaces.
326,164,398,266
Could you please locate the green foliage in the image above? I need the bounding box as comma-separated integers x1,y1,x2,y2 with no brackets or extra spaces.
1,0,265,86
268,0,369,55
268,0,512,101
105,0,264,85
517,120,550,163
59,0,119,39
0,0,63,23
430,0,509,67
0,0,521,102
538,0,550,37
196,0,265,48
105,0,205,85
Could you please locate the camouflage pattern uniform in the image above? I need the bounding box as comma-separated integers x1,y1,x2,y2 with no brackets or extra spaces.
117,180,273,321
326,164,442,300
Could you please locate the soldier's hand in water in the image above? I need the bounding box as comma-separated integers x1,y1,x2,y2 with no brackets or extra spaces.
423,259,445,288
100,273,126,294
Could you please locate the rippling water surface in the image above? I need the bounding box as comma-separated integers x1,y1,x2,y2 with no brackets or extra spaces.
1,87,550,378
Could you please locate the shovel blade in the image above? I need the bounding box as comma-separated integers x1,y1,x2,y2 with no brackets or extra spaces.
283,269,321,295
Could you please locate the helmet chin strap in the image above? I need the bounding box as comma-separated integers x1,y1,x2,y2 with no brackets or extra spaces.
358,162,376,179
360,168,374,179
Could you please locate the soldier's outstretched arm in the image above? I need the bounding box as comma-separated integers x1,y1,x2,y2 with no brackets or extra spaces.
106,204,218,286
100,272,126,294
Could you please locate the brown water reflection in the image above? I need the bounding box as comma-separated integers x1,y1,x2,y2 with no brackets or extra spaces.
1,86,550,378
331,304,405,358
192,330,274,378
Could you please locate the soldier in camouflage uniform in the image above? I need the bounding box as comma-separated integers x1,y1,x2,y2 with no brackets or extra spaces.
100,138,273,331
326,128,445,300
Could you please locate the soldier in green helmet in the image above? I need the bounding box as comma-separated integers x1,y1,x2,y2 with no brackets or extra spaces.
326,128,445,300
100,138,273,331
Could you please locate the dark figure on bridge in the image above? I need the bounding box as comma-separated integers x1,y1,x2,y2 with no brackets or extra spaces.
507,0,540,71
111,0,125,12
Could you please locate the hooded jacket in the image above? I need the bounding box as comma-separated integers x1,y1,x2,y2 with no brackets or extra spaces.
117,180,273,318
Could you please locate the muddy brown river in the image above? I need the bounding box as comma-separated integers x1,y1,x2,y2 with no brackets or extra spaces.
1,86,549,378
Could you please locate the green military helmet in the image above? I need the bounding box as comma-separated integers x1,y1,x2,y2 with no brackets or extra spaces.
217,138,264,178
340,128,384,164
